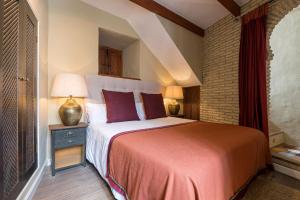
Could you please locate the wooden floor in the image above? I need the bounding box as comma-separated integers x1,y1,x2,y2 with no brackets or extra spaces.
33,164,300,200
33,165,114,200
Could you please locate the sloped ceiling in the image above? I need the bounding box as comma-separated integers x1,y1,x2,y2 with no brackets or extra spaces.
153,0,250,29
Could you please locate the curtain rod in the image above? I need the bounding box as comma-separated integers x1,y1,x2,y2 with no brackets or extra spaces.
235,0,279,20
268,0,275,4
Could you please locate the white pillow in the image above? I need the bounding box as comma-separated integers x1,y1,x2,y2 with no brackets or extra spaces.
85,103,107,124
136,102,146,120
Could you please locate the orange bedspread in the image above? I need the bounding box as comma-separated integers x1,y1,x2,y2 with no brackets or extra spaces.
107,122,268,200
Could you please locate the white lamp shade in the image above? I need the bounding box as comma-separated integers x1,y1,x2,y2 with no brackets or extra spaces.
165,85,183,100
51,73,88,98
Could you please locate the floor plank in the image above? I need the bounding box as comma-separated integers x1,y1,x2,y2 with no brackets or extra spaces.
33,164,300,200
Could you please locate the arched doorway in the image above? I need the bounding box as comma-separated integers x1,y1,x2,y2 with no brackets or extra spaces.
269,5,300,147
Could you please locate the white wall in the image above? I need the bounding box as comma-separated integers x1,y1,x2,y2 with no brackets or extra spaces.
158,16,204,82
123,41,140,79
122,40,176,86
270,5,300,146
140,41,176,86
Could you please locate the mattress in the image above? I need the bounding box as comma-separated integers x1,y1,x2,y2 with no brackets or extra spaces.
86,117,194,200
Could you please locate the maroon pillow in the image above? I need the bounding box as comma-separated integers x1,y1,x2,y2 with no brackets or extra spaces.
141,93,167,119
102,90,140,123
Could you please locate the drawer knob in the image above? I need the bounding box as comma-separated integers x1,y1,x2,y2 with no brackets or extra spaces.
67,131,73,136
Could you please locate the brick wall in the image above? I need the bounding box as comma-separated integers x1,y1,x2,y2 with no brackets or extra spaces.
200,0,300,125
200,14,240,124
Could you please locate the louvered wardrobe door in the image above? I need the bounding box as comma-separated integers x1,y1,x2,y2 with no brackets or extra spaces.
21,0,37,176
0,0,21,199
0,0,3,198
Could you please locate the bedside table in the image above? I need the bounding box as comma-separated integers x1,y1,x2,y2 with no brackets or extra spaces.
49,123,88,176
169,114,185,118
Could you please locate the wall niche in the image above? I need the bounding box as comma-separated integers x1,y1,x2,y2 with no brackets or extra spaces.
98,28,140,79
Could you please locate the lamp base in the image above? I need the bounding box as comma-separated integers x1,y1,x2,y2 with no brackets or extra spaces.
168,104,180,116
59,97,82,126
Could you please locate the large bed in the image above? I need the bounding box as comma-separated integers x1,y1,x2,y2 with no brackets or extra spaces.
84,75,268,200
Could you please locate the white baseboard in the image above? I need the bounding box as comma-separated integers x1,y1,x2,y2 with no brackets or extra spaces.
16,160,47,200
273,163,300,180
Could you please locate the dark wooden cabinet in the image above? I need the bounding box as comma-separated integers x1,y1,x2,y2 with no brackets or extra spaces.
99,46,123,77
0,0,37,199
183,86,200,120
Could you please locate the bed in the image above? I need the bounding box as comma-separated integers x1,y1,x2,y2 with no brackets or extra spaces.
84,75,268,200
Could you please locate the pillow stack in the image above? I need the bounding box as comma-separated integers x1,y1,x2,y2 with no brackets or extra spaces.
86,90,167,124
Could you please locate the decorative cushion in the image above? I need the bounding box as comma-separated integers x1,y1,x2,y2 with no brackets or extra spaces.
102,90,140,123
141,93,167,119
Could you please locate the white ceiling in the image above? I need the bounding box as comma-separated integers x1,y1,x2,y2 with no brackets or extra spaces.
154,0,250,29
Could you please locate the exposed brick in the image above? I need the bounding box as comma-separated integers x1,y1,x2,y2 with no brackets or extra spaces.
200,0,300,125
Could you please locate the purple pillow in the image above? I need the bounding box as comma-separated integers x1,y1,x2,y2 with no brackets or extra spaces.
141,93,167,119
102,90,140,123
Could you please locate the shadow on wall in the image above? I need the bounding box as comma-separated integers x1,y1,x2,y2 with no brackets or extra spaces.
269,5,300,146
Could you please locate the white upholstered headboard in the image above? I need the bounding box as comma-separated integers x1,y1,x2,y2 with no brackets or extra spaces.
85,75,163,104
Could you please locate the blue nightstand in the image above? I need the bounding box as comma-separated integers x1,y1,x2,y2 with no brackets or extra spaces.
49,123,88,176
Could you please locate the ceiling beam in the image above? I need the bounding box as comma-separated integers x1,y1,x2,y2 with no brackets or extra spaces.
217,0,241,17
129,0,205,37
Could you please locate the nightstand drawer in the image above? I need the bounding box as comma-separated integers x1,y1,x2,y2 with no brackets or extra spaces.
54,129,85,148
54,128,85,140
54,137,84,149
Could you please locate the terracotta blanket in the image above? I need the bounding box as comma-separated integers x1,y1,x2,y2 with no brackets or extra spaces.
107,122,268,200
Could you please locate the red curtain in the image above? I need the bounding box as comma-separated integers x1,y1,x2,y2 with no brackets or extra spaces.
239,4,269,140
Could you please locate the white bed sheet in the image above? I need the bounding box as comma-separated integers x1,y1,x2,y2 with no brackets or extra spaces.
86,117,194,199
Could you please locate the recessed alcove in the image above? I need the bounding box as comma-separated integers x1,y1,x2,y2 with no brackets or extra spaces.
98,28,139,79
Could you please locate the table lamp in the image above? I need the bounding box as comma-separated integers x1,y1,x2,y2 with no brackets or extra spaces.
165,85,183,115
51,73,88,126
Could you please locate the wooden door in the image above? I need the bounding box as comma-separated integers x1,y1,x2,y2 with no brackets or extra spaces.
98,46,122,77
1,0,21,199
109,48,122,77
99,47,109,75
20,0,37,180
183,86,200,120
